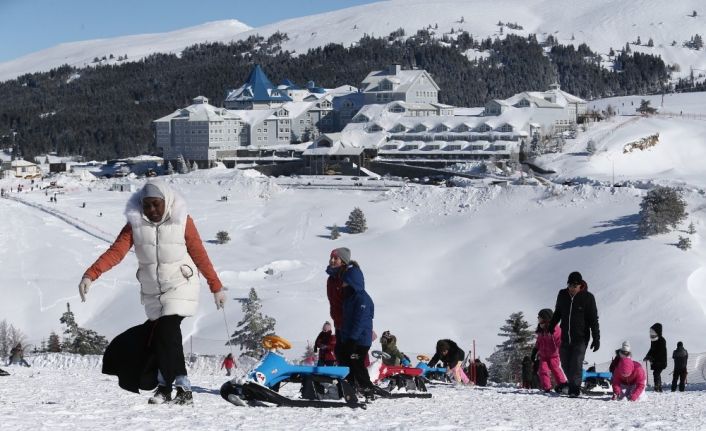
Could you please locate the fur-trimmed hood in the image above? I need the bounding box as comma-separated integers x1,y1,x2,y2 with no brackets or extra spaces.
125,179,188,227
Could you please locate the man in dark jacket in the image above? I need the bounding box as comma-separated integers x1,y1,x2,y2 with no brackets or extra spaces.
427,339,465,369
548,271,600,397
643,322,667,392
671,341,688,392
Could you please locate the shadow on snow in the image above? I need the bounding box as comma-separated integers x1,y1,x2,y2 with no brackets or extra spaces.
552,214,641,250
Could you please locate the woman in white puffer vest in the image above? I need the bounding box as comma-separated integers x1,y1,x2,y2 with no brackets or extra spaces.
79,180,226,405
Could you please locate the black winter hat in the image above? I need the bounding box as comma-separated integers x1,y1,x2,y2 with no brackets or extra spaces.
567,271,583,285
538,308,553,321
650,323,663,337
436,340,450,353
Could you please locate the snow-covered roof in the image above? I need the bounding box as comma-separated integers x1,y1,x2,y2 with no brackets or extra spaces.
304,133,365,156
154,97,242,123
361,65,440,93
11,159,37,167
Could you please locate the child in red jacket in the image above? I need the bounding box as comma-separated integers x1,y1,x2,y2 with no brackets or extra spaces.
535,309,568,392
314,321,337,366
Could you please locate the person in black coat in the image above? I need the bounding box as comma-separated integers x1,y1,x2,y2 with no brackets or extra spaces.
521,356,534,389
472,358,488,386
428,339,470,383
548,271,600,397
643,322,667,392
428,339,465,369
671,341,688,392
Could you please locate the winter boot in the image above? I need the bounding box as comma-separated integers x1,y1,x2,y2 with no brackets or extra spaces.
169,387,194,406
148,386,172,404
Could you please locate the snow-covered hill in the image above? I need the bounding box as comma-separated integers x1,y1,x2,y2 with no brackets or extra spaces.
1,0,705,83
0,20,251,82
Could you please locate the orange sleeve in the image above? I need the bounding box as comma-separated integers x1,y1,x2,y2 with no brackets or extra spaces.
83,224,134,281
185,215,223,293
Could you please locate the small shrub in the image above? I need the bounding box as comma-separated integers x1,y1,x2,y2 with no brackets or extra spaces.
677,236,691,250
216,231,231,244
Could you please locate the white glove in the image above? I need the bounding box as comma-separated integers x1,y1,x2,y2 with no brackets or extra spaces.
214,290,227,310
78,277,92,302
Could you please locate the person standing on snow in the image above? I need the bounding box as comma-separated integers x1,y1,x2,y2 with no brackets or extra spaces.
428,339,469,384
221,353,236,376
314,321,337,366
548,271,600,397
331,247,376,398
79,180,226,405
643,323,667,392
534,308,567,393
671,341,688,392
611,346,646,401
326,248,349,362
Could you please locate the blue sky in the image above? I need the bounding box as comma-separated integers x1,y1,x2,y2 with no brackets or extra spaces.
0,0,381,63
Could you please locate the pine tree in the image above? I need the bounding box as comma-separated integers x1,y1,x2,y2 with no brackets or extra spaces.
176,155,189,174
216,230,231,244
638,186,688,236
227,288,276,358
191,161,199,171
677,236,692,250
301,341,316,364
60,303,109,355
47,332,62,352
687,221,696,235
345,207,367,233
586,139,596,154
636,36,642,45
647,38,654,47
166,161,175,175
330,224,341,240
487,312,534,383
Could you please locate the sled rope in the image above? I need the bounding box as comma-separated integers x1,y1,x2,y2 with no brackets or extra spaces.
222,308,234,357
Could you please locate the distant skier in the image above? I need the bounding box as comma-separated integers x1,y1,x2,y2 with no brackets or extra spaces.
611,347,646,401
671,341,688,392
379,330,410,366
548,271,600,397
428,339,469,384
333,247,376,398
534,308,567,393
314,321,337,366
221,353,236,377
79,180,226,405
643,323,667,392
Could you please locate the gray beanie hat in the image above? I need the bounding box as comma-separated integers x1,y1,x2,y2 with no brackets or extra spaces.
142,183,165,200
331,247,351,264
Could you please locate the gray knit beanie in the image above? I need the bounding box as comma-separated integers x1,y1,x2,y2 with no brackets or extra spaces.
331,247,351,264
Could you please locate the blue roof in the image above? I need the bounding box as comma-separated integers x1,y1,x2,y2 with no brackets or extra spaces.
227,65,292,103
280,79,301,90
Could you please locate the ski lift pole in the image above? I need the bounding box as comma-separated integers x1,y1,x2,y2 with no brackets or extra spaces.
471,339,476,384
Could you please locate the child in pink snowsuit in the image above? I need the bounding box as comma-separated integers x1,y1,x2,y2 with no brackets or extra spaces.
612,355,646,401
535,308,567,392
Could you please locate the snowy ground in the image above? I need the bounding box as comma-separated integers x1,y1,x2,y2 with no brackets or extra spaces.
3,358,706,431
